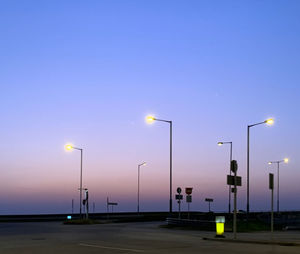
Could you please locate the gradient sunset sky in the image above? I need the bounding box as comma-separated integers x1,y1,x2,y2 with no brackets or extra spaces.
1,0,300,214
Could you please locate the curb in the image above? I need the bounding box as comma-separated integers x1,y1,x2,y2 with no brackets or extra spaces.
202,237,300,247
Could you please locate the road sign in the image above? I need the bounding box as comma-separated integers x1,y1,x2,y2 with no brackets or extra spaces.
175,194,183,200
108,202,118,206
269,173,274,190
177,187,182,194
185,187,193,195
230,160,238,173
205,198,213,212
186,195,192,203
227,175,242,186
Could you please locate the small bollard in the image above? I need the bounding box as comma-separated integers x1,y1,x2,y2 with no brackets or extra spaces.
215,216,225,238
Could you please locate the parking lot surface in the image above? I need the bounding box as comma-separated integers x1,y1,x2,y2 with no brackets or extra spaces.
0,221,299,253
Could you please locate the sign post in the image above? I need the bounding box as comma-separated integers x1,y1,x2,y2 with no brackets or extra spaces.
81,188,89,219
205,198,214,212
185,187,193,219
175,187,183,219
72,199,74,215
269,173,274,239
107,197,118,219
228,160,241,240
84,189,89,219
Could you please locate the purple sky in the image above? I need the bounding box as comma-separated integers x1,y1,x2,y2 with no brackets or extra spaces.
0,0,300,214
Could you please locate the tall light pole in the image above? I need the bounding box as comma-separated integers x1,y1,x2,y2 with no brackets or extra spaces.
66,144,83,218
247,118,274,217
146,115,173,213
137,162,146,213
218,141,232,213
268,158,289,213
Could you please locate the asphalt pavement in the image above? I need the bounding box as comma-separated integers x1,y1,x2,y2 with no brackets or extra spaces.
0,221,299,253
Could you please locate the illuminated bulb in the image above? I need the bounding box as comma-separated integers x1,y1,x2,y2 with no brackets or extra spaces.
265,118,274,125
284,158,289,163
65,144,73,151
146,115,155,124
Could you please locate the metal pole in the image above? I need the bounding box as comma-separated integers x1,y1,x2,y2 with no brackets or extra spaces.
233,168,237,239
80,149,83,219
169,121,173,214
137,165,140,213
246,126,250,219
277,162,280,213
271,185,274,239
86,193,89,219
229,142,232,214
72,199,74,215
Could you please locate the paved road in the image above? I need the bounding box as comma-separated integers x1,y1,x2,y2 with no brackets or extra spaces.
0,221,299,253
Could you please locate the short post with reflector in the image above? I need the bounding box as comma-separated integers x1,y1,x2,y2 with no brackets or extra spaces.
215,216,225,238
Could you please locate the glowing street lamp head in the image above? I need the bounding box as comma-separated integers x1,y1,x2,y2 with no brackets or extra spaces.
217,142,223,146
143,162,147,166
265,118,274,125
65,144,73,151
268,162,272,165
146,115,156,124
284,158,289,163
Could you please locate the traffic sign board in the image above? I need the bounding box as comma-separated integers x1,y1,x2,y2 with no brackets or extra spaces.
185,187,193,195
108,202,118,206
175,194,183,200
269,173,274,190
186,195,192,203
230,160,238,173
227,175,242,186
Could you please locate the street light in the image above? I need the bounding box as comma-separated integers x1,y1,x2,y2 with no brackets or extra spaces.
247,118,274,216
65,144,83,218
146,115,173,213
217,141,232,213
137,162,146,213
268,158,289,213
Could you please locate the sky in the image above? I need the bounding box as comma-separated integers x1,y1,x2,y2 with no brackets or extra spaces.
0,0,300,214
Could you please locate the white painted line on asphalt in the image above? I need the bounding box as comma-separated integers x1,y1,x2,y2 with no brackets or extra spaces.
79,243,145,253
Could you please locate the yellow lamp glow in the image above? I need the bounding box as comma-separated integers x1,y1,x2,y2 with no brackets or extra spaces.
146,115,155,124
217,142,223,146
215,216,225,237
216,223,225,235
268,162,272,165
265,118,274,125
284,158,289,163
65,144,73,151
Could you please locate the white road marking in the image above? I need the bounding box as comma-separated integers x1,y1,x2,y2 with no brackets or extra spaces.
79,243,145,253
